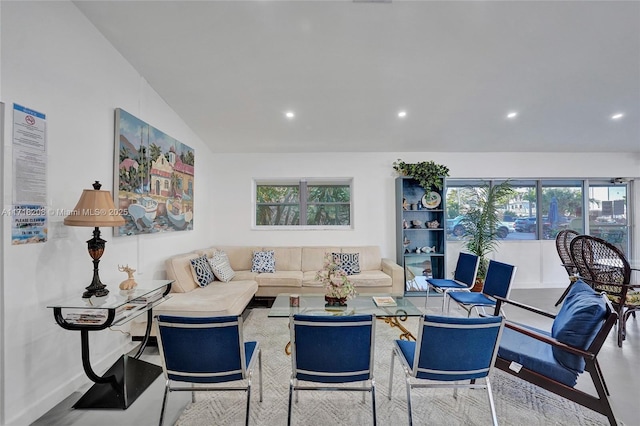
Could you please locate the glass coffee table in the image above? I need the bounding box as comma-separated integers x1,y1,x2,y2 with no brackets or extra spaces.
269,293,423,353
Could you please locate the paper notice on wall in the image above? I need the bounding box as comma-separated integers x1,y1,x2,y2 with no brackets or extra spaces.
11,204,48,245
12,104,47,204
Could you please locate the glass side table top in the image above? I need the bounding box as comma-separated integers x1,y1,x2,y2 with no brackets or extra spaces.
268,293,423,318
47,280,173,310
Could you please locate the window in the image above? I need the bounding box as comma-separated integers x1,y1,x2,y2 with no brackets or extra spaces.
445,179,632,257
588,181,629,256
255,179,352,228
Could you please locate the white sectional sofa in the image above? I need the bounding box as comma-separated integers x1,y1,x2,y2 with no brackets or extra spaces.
131,245,403,337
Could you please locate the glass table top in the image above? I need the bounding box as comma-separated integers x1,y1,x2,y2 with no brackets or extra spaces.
47,280,173,310
268,293,424,318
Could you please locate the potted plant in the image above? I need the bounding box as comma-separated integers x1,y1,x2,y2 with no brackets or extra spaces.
392,159,450,190
316,253,357,305
459,181,514,290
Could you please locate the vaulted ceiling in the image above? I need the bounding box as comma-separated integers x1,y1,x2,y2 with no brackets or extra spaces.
74,1,640,153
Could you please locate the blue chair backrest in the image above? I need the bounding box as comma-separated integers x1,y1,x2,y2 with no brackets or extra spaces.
291,314,375,384
157,315,246,383
482,260,517,299
453,252,480,286
413,315,504,381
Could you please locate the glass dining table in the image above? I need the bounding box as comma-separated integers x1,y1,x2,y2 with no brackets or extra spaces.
269,293,424,353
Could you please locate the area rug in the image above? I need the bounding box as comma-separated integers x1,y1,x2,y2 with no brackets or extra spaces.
175,308,608,426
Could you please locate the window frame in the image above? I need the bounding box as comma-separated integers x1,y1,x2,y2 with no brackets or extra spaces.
253,178,354,230
445,178,634,257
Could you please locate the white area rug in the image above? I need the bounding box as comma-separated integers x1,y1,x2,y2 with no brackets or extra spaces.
176,308,607,426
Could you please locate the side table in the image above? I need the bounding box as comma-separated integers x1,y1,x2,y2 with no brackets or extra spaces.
47,280,172,409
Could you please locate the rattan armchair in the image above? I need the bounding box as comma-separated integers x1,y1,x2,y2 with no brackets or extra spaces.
569,234,640,347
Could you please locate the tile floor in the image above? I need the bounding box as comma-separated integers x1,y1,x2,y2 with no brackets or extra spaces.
33,288,638,426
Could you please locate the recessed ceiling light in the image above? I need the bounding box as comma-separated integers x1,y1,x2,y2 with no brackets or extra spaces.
506,112,518,119
285,111,295,119
398,111,407,118
611,113,624,120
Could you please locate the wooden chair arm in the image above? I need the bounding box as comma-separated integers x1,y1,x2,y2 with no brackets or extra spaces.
503,321,596,360
493,296,557,319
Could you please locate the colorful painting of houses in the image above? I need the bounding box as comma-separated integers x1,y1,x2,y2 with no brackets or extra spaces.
115,108,194,236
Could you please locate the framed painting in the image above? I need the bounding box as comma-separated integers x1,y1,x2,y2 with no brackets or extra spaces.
114,108,194,236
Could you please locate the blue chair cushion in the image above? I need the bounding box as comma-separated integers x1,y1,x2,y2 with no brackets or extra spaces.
448,292,495,307
395,339,416,368
426,278,468,289
498,324,579,387
551,280,606,372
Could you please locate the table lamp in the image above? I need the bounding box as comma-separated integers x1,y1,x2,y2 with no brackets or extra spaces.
64,181,126,298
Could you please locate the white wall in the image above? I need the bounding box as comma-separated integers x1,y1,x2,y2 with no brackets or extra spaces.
211,152,640,288
0,2,214,424
1,2,639,425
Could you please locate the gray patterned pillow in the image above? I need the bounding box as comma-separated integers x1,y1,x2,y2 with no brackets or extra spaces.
332,252,360,275
251,250,276,273
190,255,215,287
208,250,236,283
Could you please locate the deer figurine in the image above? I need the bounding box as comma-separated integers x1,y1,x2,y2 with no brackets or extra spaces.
118,264,137,290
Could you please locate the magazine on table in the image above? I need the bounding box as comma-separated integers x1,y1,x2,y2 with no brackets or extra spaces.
372,296,397,307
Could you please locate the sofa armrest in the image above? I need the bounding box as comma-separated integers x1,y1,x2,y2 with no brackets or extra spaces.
381,258,404,294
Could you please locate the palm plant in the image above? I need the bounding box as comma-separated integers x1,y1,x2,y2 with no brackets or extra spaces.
460,181,514,281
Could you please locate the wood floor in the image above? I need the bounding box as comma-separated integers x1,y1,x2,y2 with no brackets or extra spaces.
33,288,639,426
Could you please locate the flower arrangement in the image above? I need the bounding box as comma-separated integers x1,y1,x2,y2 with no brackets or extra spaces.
316,253,357,301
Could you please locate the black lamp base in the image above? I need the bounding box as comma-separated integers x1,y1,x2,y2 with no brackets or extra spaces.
82,227,109,299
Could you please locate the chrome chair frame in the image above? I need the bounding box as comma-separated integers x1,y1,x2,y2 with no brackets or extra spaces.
155,315,262,426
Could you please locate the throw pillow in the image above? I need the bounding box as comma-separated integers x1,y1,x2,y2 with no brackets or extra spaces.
189,255,215,287
251,250,276,273
208,250,236,283
332,252,360,275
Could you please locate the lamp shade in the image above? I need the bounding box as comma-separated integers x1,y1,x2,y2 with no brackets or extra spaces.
64,181,126,227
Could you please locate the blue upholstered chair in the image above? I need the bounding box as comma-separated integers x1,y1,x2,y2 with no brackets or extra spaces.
426,252,480,311
389,315,504,426
155,315,262,426
288,314,376,425
447,260,517,316
494,280,618,425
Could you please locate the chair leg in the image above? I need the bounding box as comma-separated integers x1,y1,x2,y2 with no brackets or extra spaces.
405,377,413,426
485,378,498,426
388,348,396,399
371,379,377,426
159,383,169,426
287,379,294,426
245,378,252,426
258,348,263,402
191,383,196,403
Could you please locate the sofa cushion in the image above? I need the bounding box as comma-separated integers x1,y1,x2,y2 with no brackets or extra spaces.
208,250,235,283
190,255,215,287
256,271,303,287
551,280,606,372
302,271,324,287
498,324,579,387
233,270,259,281
155,280,258,317
332,252,360,275
349,270,392,287
342,246,381,271
166,253,200,293
301,247,341,272
264,247,302,271
214,246,261,271
252,250,276,273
